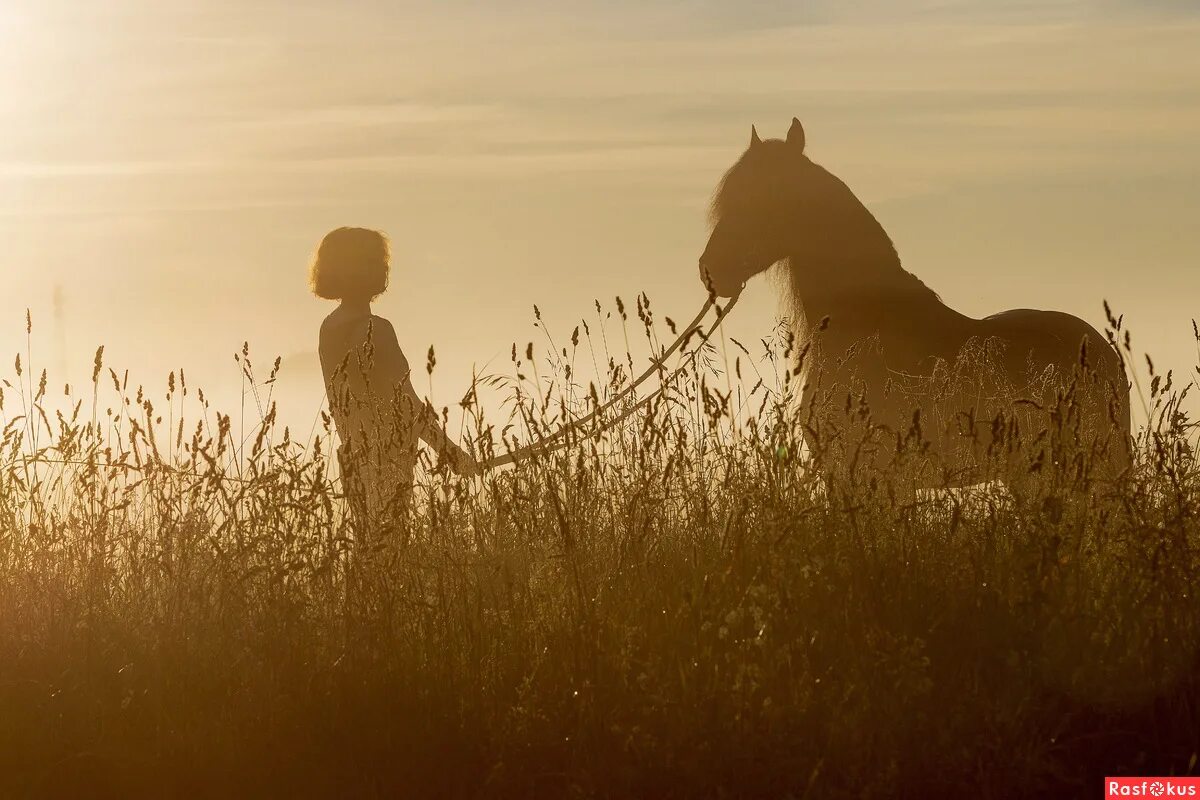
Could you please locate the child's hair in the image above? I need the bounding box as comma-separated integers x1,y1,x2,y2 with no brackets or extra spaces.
309,227,390,300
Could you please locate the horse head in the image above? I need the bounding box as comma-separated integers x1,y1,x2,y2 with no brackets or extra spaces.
699,117,809,298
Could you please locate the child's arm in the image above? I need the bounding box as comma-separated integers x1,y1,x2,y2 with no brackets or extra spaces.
372,318,477,474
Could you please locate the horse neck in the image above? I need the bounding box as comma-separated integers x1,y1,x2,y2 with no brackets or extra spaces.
784,176,946,330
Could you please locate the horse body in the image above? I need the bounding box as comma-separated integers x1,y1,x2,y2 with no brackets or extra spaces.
700,119,1131,485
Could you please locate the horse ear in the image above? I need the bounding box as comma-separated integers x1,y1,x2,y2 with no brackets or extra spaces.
787,117,806,153
749,125,762,148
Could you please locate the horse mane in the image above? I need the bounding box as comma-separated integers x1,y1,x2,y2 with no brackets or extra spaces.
707,161,740,228
707,143,944,331
783,161,943,318
705,146,940,299
808,163,940,294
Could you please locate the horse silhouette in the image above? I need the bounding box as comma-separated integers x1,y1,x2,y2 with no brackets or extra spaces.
700,118,1132,487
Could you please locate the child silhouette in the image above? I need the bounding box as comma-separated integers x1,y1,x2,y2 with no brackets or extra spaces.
311,227,476,529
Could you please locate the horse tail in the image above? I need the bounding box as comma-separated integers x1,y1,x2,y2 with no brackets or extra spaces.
1103,338,1135,480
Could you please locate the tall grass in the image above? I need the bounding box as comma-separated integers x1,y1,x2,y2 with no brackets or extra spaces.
0,302,1197,799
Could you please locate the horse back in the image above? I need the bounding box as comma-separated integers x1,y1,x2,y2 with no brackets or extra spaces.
980,308,1121,382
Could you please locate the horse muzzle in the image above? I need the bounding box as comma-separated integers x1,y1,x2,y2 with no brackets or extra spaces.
698,259,746,299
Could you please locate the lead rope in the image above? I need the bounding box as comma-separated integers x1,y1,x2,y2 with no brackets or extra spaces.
478,290,741,470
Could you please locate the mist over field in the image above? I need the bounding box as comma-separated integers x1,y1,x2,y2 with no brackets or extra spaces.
3,0,1199,430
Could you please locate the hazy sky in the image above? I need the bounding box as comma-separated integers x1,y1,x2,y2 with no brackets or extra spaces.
2,0,1198,433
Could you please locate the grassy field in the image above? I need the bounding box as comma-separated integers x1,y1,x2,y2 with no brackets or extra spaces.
1,304,1198,799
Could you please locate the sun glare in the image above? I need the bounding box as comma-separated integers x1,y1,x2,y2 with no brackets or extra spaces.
0,3,24,40
0,5,31,92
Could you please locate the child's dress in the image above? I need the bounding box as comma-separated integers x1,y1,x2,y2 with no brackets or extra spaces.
320,308,421,537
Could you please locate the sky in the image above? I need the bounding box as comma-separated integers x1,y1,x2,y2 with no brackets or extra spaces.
1,0,1198,437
